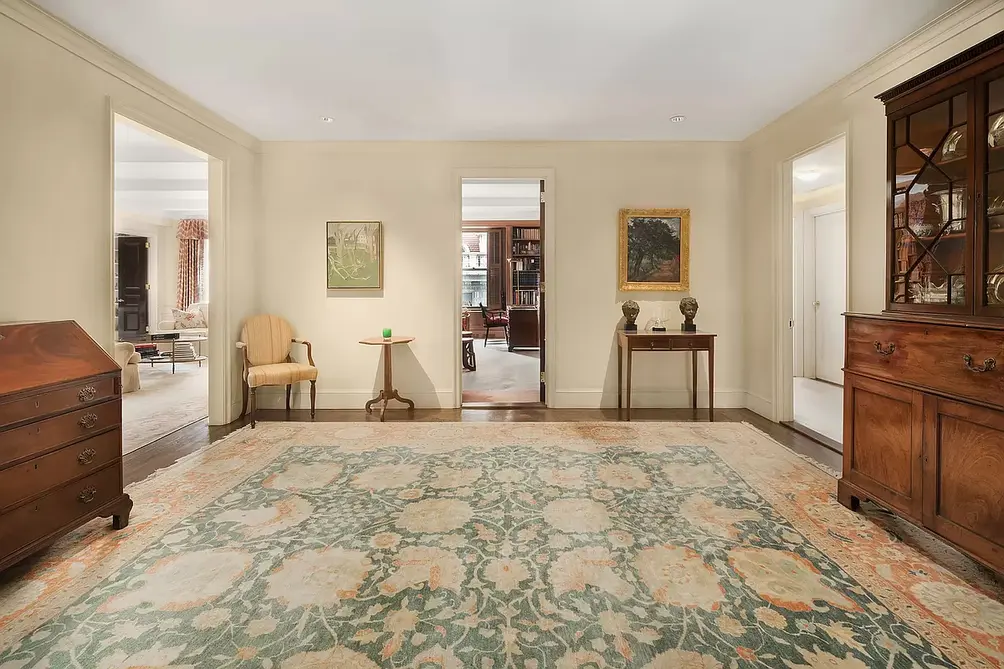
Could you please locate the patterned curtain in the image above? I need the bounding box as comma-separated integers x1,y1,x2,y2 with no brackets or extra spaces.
177,219,208,309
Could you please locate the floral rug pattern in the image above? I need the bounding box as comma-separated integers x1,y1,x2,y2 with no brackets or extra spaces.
1,422,1003,668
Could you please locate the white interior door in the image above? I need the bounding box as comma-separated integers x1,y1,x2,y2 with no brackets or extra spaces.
813,209,846,385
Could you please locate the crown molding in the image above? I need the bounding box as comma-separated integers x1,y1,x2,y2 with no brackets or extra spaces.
0,0,261,153
744,0,1003,142
841,0,1004,98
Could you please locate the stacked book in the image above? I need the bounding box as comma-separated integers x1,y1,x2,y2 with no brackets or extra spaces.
169,342,198,361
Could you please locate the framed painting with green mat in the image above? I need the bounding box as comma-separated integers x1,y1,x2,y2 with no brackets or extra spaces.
326,221,383,289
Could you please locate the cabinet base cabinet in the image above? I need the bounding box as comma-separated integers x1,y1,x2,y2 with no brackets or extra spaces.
841,316,1004,574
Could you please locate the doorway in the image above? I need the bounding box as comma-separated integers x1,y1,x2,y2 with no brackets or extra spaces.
113,115,212,454
459,178,546,406
787,137,847,447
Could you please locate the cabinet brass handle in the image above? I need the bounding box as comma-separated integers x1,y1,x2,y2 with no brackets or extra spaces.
77,487,97,504
77,386,97,402
873,341,896,356
77,448,96,465
78,413,98,429
963,354,996,373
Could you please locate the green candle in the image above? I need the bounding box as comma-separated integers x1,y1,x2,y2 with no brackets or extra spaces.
382,328,392,338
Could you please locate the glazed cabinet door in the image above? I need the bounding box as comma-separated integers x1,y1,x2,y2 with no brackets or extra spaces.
843,373,924,520
922,396,1004,570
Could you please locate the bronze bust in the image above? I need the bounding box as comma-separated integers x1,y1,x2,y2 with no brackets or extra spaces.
622,300,640,331
680,297,699,331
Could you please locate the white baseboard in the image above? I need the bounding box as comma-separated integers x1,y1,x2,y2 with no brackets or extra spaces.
744,393,773,420
550,389,748,410
254,388,456,410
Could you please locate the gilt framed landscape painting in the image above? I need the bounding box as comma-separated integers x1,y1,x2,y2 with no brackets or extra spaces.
618,208,690,291
326,221,383,290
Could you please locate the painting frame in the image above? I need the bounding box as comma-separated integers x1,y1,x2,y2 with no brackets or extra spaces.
618,208,690,292
326,221,384,290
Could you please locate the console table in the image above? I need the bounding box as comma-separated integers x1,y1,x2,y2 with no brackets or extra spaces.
359,336,416,421
617,330,716,421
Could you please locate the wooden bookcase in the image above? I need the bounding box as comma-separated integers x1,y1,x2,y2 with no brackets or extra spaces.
510,226,541,307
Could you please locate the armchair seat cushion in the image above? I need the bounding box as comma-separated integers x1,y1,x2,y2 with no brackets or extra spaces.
486,316,509,326
247,362,318,388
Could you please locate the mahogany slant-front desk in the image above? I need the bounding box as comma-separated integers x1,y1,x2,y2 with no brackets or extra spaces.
616,329,716,421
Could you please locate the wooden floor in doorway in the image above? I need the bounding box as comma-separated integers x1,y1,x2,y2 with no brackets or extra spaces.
123,408,843,486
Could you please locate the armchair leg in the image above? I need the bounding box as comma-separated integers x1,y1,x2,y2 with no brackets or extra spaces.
241,377,249,418
249,387,257,429
309,380,316,419
285,384,292,411
484,326,490,347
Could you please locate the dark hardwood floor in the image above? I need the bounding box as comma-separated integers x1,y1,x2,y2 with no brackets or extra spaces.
123,408,843,485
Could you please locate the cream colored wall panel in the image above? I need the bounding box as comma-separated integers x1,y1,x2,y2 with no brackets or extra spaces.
259,141,744,409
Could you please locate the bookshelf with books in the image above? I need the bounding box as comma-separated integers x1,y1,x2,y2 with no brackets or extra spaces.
510,226,540,307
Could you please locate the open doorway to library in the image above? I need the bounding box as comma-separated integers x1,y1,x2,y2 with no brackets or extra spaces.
460,178,545,406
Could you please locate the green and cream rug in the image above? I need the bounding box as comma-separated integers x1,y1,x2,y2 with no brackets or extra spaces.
1,422,1003,668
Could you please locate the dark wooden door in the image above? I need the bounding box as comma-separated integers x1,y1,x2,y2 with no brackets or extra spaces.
923,395,1004,569
842,372,924,521
116,236,149,340
538,180,546,403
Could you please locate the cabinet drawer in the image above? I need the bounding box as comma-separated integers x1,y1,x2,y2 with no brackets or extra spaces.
0,430,121,510
0,465,121,558
847,317,1004,406
0,376,118,430
0,400,120,468
627,335,712,351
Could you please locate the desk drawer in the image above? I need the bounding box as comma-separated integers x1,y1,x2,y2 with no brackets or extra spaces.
0,429,121,510
0,376,117,430
0,399,120,468
0,465,121,558
628,335,713,351
847,316,1004,406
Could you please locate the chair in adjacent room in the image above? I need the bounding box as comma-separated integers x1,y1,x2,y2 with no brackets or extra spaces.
479,303,509,348
236,314,318,428
113,341,141,393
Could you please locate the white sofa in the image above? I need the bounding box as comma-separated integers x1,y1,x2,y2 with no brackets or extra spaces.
155,301,209,337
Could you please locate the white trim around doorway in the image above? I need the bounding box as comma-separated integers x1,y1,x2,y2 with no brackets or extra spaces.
773,133,850,423
452,168,556,409
108,100,235,427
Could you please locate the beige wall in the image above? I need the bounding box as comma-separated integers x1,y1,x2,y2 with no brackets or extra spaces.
259,142,744,409
741,6,1004,419
0,8,259,422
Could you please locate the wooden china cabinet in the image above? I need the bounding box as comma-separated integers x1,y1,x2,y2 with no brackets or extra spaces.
840,31,1004,573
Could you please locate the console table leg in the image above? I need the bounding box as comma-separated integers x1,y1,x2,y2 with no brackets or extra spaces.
617,343,623,413
691,350,698,410
626,349,633,422
708,340,715,422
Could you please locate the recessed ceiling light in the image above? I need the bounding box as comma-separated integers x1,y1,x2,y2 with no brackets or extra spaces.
670,115,686,123
320,116,334,123
795,170,822,182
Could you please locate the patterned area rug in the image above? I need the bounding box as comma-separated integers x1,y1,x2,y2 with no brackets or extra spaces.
1,422,1003,668
121,363,208,455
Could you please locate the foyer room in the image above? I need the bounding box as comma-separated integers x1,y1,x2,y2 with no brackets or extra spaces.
3,1,1004,668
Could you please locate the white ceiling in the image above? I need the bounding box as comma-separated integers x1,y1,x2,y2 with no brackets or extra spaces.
36,0,962,141
793,138,846,195
115,119,208,222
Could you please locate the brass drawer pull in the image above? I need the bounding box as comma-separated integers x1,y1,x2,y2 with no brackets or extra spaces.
963,354,996,373
78,413,99,429
77,448,96,465
77,487,97,504
873,341,896,356
78,386,97,402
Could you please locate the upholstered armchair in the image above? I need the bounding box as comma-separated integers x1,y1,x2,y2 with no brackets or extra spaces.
114,342,141,393
236,315,318,428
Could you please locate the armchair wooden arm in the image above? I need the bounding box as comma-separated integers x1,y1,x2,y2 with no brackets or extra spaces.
235,341,250,371
292,338,315,366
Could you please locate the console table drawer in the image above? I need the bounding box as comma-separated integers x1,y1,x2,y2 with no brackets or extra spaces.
0,429,121,510
847,316,1004,406
0,376,117,430
0,400,120,468
0,464,121,558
